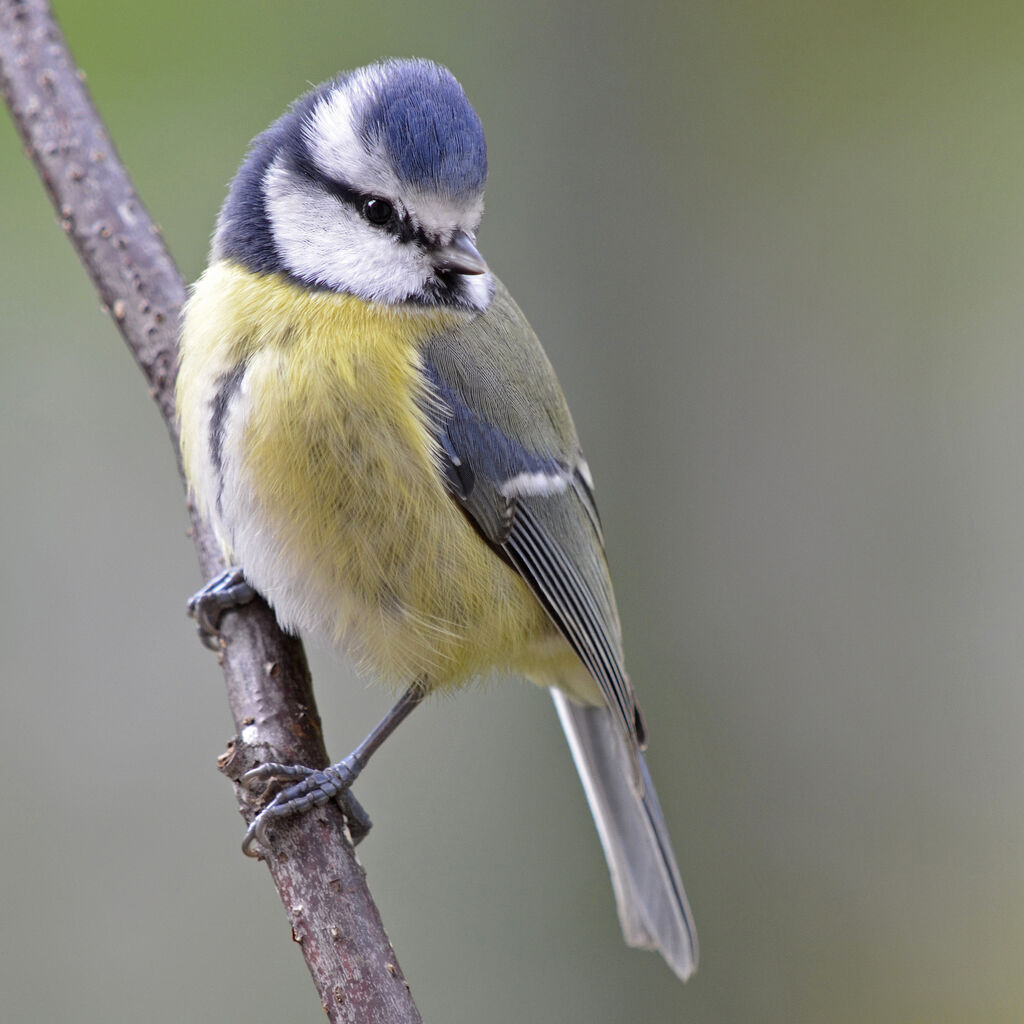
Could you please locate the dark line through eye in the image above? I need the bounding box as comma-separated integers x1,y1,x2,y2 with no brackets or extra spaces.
288,151,421,245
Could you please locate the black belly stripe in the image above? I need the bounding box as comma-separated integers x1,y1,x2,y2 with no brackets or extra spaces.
209,362,247,516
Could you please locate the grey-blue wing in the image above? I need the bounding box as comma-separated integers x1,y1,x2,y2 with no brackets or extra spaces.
419,284,644,756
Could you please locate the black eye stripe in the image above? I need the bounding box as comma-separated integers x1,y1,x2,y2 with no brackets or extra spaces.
321,177,361,206
321,179,417,242
286,153,422,244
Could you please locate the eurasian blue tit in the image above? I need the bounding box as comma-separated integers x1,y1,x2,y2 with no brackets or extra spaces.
177,58,696,981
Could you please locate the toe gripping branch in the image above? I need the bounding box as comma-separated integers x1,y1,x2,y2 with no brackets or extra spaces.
235,684,427,857
239,757,373,856
187,566,256,649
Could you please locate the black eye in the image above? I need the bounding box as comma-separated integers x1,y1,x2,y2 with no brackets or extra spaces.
362,197,393,225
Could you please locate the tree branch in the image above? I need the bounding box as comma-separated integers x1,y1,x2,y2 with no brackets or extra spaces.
0,2,422,1020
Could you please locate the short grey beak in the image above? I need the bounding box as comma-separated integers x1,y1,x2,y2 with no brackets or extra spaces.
432,231,488,276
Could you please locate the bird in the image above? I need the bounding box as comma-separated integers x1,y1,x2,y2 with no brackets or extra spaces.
176,57,697,982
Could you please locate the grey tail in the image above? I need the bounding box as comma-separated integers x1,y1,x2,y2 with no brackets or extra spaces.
551,689,698,982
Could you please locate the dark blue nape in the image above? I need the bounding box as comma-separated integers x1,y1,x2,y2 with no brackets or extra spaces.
357,60,487,199
214,87,323,274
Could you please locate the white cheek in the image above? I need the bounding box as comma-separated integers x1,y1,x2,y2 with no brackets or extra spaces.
263,158,428,303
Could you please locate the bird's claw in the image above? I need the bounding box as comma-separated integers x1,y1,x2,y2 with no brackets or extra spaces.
240,757,371,856
187,567,256,649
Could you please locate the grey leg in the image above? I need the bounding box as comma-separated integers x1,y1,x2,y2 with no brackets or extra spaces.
240,683,426,855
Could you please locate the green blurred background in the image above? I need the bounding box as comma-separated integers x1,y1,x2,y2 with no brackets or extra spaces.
3,1,1024,1020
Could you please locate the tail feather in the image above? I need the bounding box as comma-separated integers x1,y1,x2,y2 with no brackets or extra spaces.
551,689,698,982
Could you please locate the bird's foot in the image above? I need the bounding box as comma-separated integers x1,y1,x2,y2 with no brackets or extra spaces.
187,567,256,650
239,755,372,856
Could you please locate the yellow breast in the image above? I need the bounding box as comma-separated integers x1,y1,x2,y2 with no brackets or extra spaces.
178,261,564,691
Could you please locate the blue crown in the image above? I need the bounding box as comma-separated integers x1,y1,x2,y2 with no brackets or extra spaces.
356,60,487,199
